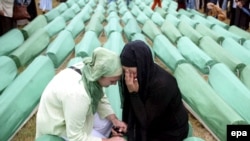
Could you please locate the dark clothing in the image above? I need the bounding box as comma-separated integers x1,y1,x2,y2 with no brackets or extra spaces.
27,0,38,21
120,40,189,141
0,16,16,36
230,0,250,30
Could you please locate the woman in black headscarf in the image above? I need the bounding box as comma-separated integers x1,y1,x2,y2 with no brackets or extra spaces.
119,40,189,141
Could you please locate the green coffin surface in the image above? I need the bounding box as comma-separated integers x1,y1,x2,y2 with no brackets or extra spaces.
0,55,55,141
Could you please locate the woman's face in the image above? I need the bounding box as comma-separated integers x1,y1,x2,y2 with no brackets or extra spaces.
98,75,121,87
122,66,137,79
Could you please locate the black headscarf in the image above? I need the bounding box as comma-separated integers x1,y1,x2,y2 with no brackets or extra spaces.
120,40,154,101
120,40,155,141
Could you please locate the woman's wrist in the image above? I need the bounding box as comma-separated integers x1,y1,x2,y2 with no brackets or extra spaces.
107,114,118,123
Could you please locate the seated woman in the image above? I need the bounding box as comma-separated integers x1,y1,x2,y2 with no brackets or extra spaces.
36,47,127,141
119,40,189,141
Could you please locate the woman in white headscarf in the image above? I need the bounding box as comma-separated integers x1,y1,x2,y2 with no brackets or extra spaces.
36,47,127,141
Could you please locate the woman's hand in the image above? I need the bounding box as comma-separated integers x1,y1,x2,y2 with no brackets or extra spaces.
107,114,127,136
102,136,126,141
124,69,139,93
111,119,127,136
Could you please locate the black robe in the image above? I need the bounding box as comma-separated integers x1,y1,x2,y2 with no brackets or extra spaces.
120,40,189,141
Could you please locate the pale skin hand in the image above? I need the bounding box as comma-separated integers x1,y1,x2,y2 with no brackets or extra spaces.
106,114,127,137
124,67,139,93
102,136,126,141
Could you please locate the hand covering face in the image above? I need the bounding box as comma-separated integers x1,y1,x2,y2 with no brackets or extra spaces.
120,40,154,101
82,47,122,113
120,40,155,141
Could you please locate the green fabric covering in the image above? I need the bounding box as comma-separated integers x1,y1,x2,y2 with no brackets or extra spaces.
136,12,150,24
65,0,75,7
84,4,94,14
36,134,64,141
161,19,182,44
23,15,48,37
174,63,248,140
44,9,60,22
239,65,250,90
0,55,55,141
153,34,185,71
107,3,117,13
119,6,128,16
77,0,86,8
167,8,179,16
177,9,193,17
103,32,125,54
190,14,213,28
184,137,205,141
168,1,178,10
44,16,66,37
104,18,123,38
208,63,250,123
155,7,167,18
178,14,197,28
131,33,147,42
138,2,146,10
142,20,161,41
67,57,83,67
221,38,250,65
121,11,134,24
105,84,122,120
228,25,250,40
95,5,105,14
85,17,103,37
0,56,17,93
165,13,180,27
198,36,242,72
75,31,101,58
9,29,50,67
88,0,97,8
143,6,153,18
151,12,164,26
243,40,250,51
131,5,141,16
76,7,91,23
194,23,224,43
177,21,202,45
206,16,229,29
55,3,68,13
92,12,105,23
70,3,81,14
210,24,246,44
176,36,213,74
124,18,141,41
188,9,206,17
0,28,24,56
65,16,85,38
161,0,170,8
46,30,75,68
107,12,120,22
61,8,76,22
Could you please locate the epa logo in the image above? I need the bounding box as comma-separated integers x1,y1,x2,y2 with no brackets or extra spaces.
231,131,247,138
227,125,250,141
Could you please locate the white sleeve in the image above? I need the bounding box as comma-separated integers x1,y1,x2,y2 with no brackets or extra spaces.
97,94,114,119
62,92,102,141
